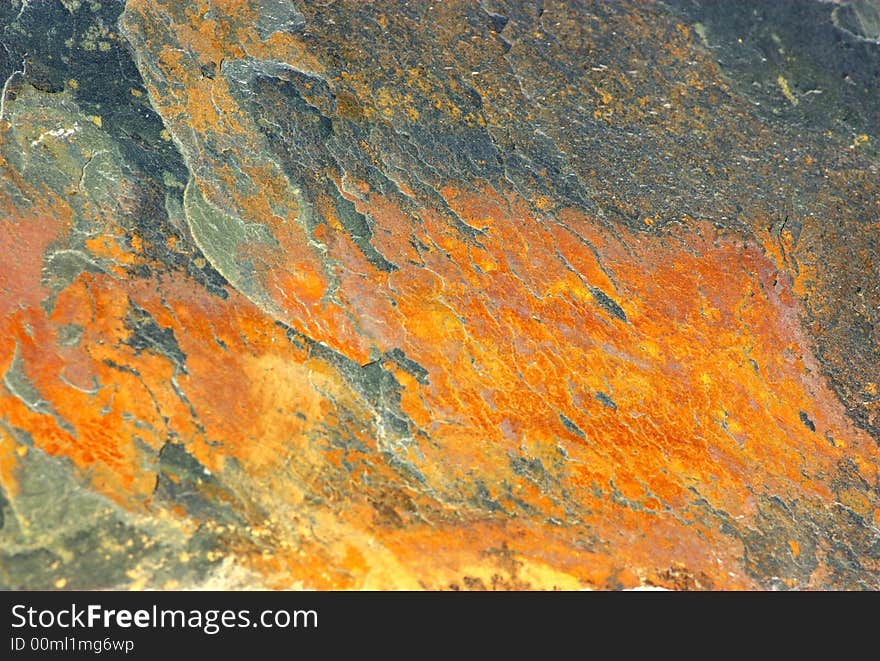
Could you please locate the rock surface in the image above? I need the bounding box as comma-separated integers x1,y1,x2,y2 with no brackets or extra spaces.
1,0,879,589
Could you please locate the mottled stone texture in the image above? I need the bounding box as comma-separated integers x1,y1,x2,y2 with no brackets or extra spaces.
1,0,879,589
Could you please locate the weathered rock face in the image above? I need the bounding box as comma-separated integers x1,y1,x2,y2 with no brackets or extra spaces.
1,0,878,590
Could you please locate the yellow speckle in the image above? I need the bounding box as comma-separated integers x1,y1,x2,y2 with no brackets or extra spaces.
777,75,798,106
852,134,869,149
160,129,171,141
16,445,27,457
643,216,654,226
865,382,878,396
179,552,190,563
128,577,147,591
89,115,102,128
535,195,554,211
194,257,206,269
67,79,79,90
130,88,143,98
640,340,661,359
98,41,111,52
54,578,68,589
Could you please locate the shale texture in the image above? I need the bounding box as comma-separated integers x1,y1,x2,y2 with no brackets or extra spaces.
1,0,879,589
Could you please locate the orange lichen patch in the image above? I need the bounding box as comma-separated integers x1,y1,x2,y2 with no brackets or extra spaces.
3,290,156,503
5,271,371,575
10,148,876,588
5,151,879,587
84,233,137,267
265,178,879,585
0,186,72,495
